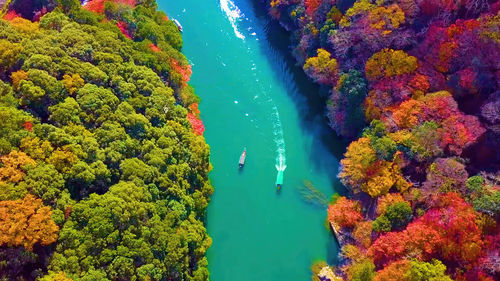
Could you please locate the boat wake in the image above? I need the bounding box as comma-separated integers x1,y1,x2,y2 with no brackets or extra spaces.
272,105,286,172
220,0,245,40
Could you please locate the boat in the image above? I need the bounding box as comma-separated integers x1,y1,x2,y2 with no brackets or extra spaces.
172,19,183,32
275,154,286,190
239,147,246,168
275,170,283,190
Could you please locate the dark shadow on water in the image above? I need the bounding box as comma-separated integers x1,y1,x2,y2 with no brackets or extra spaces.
326,234,340,265
243,0,349,195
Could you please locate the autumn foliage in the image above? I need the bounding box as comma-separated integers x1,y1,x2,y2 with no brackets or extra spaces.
339,138,410,197
149,43,161,52
305,0,321,17
0,195,59,251
368,193,483,266
0,150,36,183
83,0,136,14
2,10,21,21
267,0,499,279
365,49,418,81
187,112,205,136
327,197,363,229
116,21,132,39
303,48,338,85
0,1,211,280
170,58,193,86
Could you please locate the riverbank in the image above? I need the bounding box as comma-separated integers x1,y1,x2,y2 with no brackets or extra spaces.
0,1,212,280
264,0,499,280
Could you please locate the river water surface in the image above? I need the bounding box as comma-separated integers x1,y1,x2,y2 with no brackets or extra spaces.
159,1,344,280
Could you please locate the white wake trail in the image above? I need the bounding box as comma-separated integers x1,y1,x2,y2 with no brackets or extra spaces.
220,0,246,40
271,105,286,171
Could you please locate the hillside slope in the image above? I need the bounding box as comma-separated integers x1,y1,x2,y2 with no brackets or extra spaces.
0,1,212,280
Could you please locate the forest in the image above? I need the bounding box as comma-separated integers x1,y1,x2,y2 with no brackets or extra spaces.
1,0,499,280
265,0,500,280
0,0,212,280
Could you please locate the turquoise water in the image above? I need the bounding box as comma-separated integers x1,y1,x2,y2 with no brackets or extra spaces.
159,1,345,280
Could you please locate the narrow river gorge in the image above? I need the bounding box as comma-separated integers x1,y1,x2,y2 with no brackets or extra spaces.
159,0,345,280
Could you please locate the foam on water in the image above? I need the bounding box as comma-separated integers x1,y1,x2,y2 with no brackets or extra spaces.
271,105,286,169
220,0,246,40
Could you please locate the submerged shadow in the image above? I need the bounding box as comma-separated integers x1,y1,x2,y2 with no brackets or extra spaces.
244,0,349,195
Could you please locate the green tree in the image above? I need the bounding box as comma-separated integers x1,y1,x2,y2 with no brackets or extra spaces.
473,191,500,218
76,83,119,124
405,259,453,281
20,163,65,206
18,80,45,105
349,259,375,281
0,39,22,77
39,11,70,31
372,215,391,233
120,158,157,184
54,0,81,13
373,201,413,232
0,105,33,151
385,202,413,230
466,175,485,194
371,136,397,161
49,97,82,126
23,54,54,73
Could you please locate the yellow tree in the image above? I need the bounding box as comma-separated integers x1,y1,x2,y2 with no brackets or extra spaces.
39,272,73,281
340,139,410,197
0,150,36,183
340,0,376,27
9,17,40,35
364,151,411,197
0,39,22,74
365,49,418,81
303,49,339,85
0,194,59,251
353,221,373,248
368,4,405,35
62,74,84,95
20,136,54,161
47,147,78,173
361,160,398,197
339,137,377,190
10,70,28,90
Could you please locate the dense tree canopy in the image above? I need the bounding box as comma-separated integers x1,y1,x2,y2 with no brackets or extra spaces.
0,0,212,280
266,0,499,280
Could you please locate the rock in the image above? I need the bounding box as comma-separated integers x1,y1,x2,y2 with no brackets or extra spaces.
318,266,342,281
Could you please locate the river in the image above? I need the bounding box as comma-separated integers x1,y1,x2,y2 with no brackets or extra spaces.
159,1,345,280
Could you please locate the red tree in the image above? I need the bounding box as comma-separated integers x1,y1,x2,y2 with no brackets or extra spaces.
84,0,136,14
305,0,321,17
2,10,21,21
328,197,363,229
187,113,205,136
170,59,192,86
117,21,132,39
368,193,483,267
149,44,161,53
